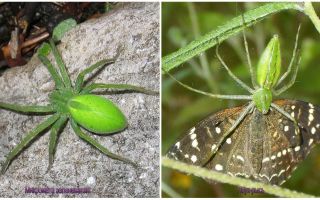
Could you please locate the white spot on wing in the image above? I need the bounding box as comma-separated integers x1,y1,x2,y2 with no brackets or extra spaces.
277,152,282,157
294,146,300,151
191,155,197,163
211,144,217,152
190,134,196,140
311,127,316,134
192,139,200,151
215,164,223,171
226,138,231,144
215,127,221,134
262,157,270,163
282,149,287,155
291,112,295,118
236,155,244,162
189,127,196,135
309,114,314,122
284,126,289,132
309,139,314,146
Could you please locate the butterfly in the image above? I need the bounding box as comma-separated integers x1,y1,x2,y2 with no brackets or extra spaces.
166,99,320,185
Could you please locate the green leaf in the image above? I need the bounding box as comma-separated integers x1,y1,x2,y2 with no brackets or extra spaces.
162,3,303,72
52,18,77,42
37,42,51,57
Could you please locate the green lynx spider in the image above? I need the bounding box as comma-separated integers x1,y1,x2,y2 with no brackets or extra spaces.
0,39,156,174
166,24,302,156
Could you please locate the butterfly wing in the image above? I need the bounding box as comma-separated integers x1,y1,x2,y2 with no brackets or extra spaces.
167,99,320,185
166,104,245,167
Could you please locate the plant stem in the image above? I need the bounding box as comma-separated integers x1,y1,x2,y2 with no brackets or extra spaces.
162,181,183,198
304,2,320,34
162,3,303,72
162,157,316,198
187,2,217,93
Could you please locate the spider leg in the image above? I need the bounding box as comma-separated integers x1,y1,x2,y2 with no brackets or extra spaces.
49,39,72,89
1,114,60,174
273,51,301,96
0,102,54,113
47,115,68,171
271,103,302,147
80,83,158,95
216,39,255,94
164,72,252,100
38,54,65,89
70,119,137,167
210,101,254,156
74,59,115,92
275,25,301,88
241,14,258,89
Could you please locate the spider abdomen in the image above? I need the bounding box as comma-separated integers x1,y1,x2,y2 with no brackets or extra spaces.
67,94,127,134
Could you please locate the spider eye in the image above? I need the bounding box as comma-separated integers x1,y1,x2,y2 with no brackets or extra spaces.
67,94,127,134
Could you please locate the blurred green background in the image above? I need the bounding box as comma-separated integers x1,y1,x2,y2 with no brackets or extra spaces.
162,2,320,197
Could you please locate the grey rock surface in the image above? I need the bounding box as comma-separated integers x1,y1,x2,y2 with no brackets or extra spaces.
0,2,159,197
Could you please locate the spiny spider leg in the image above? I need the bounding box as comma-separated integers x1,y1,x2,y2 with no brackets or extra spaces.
81,83,158,95
241,14,258,89
0,102,54,113
49,39,72,89
38,54,65,89
205,101,255,164
276,25,301,88
1,114,60,174
273,52,301,96
165,71,252,100
75,59,116,92
215,39,255,94
271,103,302,147
48,115,68,171
70,119,137,167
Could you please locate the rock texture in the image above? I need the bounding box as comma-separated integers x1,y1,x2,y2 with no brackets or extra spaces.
0,2,159,197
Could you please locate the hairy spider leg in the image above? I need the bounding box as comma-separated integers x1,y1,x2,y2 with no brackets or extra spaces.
48,115,68,171
74,59,116,92
271,103,302,147
81,83,159,95
38,54,65,89
164,71,251,100
215,39,255,94
1,114,60,174
70,119,137,167
208,101,255,157
241,15,258,89
49,39,72,89
276,25,301,88
273,53,301,96
0,103,54,113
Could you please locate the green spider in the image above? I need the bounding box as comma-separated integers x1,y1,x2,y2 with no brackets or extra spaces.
0,39,157,174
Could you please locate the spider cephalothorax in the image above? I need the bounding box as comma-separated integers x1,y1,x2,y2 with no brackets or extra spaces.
0,39,156,174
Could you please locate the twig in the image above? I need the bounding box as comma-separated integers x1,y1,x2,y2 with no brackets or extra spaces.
162,157,316,198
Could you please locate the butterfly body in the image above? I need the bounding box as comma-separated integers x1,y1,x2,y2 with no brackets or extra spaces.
167,99,319,185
